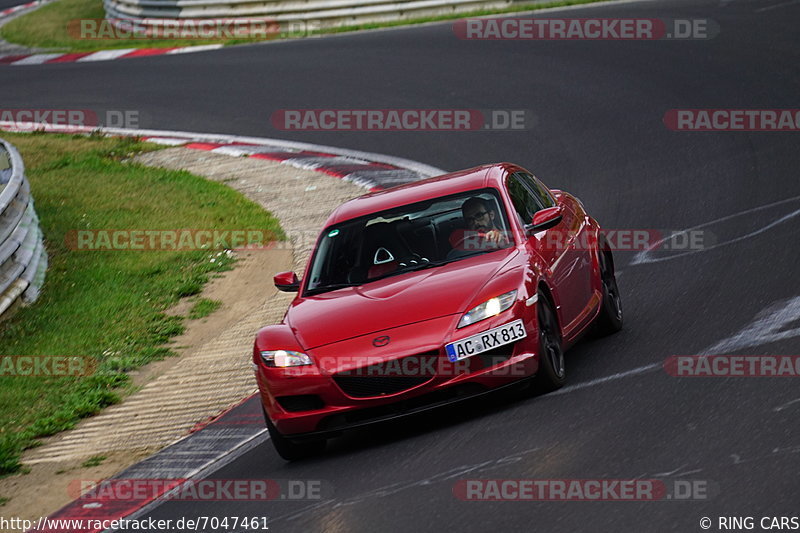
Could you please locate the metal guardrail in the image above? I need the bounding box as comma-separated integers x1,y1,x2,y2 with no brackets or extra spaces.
0,138,47,319
103,0,514,30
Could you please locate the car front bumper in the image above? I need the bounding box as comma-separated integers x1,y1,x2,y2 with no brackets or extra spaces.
255,308,541,437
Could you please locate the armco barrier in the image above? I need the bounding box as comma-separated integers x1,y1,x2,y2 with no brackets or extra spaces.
0,138,47,319
102,0,541,31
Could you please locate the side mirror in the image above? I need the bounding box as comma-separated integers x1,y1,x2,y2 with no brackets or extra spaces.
528,206,563,234
274,271,300,292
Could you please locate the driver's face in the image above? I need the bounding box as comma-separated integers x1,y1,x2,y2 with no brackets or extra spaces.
464,205,494,232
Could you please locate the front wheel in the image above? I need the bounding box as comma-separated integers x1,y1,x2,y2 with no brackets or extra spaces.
534,291,566,392
263,408,326,461
594,248,623,336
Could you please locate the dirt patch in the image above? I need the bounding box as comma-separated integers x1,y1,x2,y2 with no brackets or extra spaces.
129,248,291,389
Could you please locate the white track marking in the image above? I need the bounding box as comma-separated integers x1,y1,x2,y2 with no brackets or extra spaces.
643,465,702,479
631,194,800,265
755,0,800,12
702,296,800,354
550,362,661,395
275,447,540,522
774,398,800,412
551,294,800,395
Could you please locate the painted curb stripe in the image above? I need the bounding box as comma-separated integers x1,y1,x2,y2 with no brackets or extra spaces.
0,45,221,66
249,150,336,161
209,145,261,156
77,48,139,61
181,141,403,189
139,136,193,146
0,54,27,64
165,43,224,54
0,126,445,192
46,52,93,63
0,0,40,17
10,53,62,65
183,142,224,151
122,48,177,57
311,162,397,177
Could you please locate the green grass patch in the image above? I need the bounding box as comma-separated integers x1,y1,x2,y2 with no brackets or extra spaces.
0,0,277,51
1,0,615,52
188,298,223,320
0,132,283,476
81,455,106,468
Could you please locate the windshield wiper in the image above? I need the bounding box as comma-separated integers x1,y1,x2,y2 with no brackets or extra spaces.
395,257,457,273
309,255,482,293
305,282,359,296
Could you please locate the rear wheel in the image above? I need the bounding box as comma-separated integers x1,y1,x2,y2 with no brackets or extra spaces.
534,291,566,392
594,247,623,336
263,407,326,461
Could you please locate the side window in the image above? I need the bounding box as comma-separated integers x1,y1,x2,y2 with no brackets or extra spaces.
516,172,555,210
507,174,540,225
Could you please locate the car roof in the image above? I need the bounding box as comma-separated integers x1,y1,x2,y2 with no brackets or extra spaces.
325,163,517,226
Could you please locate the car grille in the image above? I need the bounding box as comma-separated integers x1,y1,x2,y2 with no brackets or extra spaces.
276,394,324,412
333,352,438,398
318,383,487,431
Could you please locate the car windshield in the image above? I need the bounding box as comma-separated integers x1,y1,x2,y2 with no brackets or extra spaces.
304,188,513,295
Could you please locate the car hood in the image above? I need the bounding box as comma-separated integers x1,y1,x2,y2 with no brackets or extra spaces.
288,249,518,350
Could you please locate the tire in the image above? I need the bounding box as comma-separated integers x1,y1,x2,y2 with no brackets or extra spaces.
594,247,623,336
263,407,326,461
534,290,566,392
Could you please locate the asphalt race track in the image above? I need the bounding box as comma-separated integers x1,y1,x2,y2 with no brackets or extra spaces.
4,0,799,530
0,0,27,11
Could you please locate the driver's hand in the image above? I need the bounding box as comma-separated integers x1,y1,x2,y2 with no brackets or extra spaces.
483,229,509,247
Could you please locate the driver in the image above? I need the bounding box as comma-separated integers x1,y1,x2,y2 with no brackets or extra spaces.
449,196,509,252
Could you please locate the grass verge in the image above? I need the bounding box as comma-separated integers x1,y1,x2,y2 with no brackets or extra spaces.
188,298,222,319
1,0,614,53
0,131,283,476
80,455,106,468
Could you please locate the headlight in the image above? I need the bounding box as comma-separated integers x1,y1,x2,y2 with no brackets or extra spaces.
260,350,313,367
457,290,517,328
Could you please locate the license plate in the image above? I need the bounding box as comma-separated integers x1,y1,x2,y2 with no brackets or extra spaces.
445,319,526,362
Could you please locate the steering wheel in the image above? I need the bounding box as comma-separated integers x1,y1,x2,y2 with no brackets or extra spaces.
397,253,429,268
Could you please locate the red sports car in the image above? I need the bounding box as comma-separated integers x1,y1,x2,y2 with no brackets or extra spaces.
253,163,622,459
